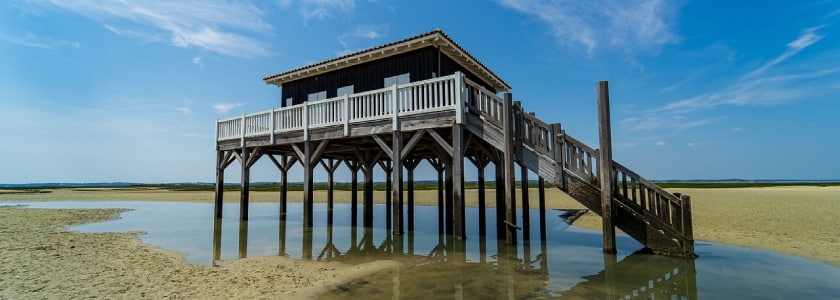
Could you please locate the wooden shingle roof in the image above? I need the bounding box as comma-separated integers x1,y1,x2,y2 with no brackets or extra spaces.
263,29,511,92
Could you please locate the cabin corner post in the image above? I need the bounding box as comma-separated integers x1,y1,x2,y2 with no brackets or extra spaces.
392,131,404,235
596,81,617,254
239,147,251,221
214,149,225,218
503,92,518,245
452,124,466,240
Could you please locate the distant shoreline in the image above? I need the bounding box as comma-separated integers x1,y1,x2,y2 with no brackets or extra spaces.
3,180,840,192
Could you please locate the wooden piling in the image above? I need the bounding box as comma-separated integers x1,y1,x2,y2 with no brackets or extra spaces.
597,81,616,254
392,130,404,234
452,125,465,240
214,150,225,218
240,148,250,221
503,92,517,245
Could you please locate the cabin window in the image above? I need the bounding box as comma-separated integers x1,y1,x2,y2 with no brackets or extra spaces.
285,98,293,107
337,85,354,96
307,91,327,102
383,73,410,87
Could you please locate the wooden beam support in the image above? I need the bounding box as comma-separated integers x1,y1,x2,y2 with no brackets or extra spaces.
405,158,421,232
302,140,314,227
392,130,404,234
597,81,617,254
320,158,342,210
426,128,453,156
214,150,225,218
401,130,425,158
240,147,251,221
503,92,517,244
371,134,393,159
452,124,465,240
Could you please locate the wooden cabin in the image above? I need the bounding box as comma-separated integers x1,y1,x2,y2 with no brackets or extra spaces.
214,29,696,258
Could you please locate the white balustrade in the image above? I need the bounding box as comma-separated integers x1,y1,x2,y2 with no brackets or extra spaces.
216,73,476,142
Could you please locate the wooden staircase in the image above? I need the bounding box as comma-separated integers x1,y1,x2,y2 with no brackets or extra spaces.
462,79,695,257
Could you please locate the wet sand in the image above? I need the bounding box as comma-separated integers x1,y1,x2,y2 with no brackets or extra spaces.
1,185,838,298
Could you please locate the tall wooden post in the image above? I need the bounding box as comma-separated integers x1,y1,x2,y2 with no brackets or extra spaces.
495,160,506,238
681,194,695,255
279,163,288,214
240,148,250,221
364,158,375,228
346,160,360,226
597,81,616,254
238,220,248,258
477,160,486,237
452,125,465,240
405,158,420,231
214,150,225,218
302,141,314,227
538,177,547,241
392,131,404,234
503,93,517,244
521,165,530,241
444,158,453,235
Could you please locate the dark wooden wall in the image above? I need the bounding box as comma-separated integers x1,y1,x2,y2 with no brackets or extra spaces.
281,46,497,107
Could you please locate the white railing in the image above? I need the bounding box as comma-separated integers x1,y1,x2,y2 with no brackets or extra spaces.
217,72,471,143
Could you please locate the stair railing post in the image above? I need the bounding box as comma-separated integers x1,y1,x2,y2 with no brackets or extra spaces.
681,194,695,255
597,81,616,254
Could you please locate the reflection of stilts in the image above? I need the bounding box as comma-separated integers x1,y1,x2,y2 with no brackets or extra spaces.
212,218,222,266
317,209,341,260
238,220,248,259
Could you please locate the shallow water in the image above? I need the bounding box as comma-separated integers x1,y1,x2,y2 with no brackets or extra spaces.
8,201,840,299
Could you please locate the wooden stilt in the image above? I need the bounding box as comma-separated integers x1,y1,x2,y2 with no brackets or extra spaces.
444,158,453,235
268,154,297,215
539,177,547,242
320,158,342,211
503,93,517,244
214,150,225,218
392,131,404,234
405,158,420,232
597,81,617,254
477,161,486,237
240,148,251,221
452,125,465,240
521,164,530,240
238,220,248,258
495,159,505,238
344,160,360,227
302,141,314,227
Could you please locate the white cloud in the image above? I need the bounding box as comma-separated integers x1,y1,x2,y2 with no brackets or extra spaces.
0,32,79,49
300,0,355,23
213,103,243,113
192,56,204,68
176,107,193,114
336,24,386,54
743,26,824,79
655,141,666,146
732,127,743,132
687,142,694,147
28,0,271,57
496,0,678,54
623,26,838,132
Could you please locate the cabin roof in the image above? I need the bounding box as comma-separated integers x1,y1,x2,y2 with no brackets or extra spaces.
263,29,511,92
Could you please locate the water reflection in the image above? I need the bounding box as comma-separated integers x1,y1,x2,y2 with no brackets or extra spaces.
210,204,698,299
10,201,840,298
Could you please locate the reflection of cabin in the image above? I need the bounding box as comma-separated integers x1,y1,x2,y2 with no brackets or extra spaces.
214,29,695,258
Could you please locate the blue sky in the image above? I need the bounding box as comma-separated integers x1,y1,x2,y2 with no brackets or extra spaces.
1,0,838,184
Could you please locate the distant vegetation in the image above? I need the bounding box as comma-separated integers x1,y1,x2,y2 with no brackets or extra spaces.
2,180,839,192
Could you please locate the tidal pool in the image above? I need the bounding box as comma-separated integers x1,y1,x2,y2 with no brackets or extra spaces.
10,201,840,299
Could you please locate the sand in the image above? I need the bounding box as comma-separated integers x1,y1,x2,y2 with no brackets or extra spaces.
1,185,839,298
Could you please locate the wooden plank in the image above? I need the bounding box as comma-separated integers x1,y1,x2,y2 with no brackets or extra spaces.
597,81,616,254
401,130,425,157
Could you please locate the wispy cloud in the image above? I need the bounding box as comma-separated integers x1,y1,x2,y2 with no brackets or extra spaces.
496,0,678,54
300,0,355,23
623,26,837,132
192,56,204,68
0,32,79,49
336,24,386,55
213,103,243,113
28,0,271,57
743,26,824,79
